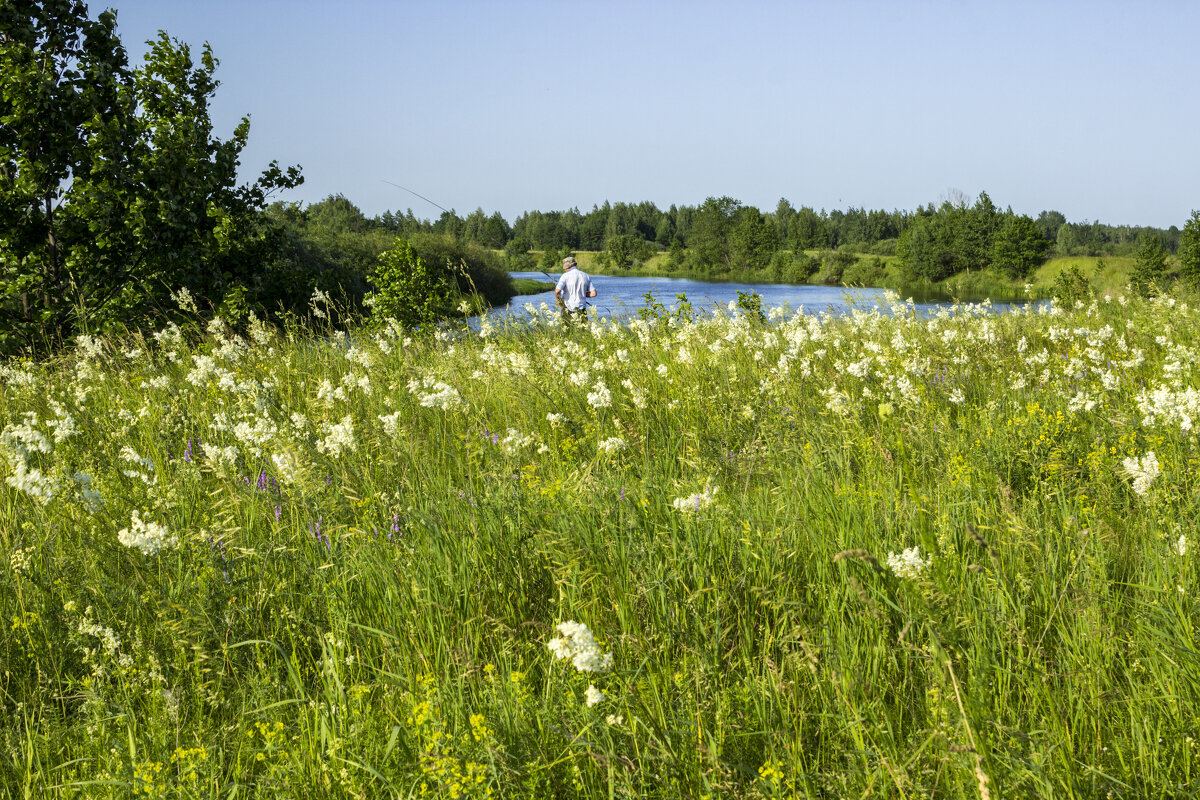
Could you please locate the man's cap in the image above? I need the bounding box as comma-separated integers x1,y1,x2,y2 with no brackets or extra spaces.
562,256,577,269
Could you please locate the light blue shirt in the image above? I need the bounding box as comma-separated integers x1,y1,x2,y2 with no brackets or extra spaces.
555,268,594,311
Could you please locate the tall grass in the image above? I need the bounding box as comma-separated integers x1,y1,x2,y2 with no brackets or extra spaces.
2,291,1198,798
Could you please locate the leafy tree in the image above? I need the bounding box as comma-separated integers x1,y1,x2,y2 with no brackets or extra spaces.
991,214,1050,278
896,214,959,282
1036,210,1066,243
366,238,453,328
1051,264,1091,306
603,233,652,269
689,196,739,272
729,206,778,271
788,206,828,251
1178,210,1200,290
0,2,300,353
1130,234,1168,297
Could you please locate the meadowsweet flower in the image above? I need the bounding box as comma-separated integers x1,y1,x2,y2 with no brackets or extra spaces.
379,411,403,438
317,416,357,457
1122,452,1159,496
499,428,536,456
546,412,564,427
411,378,466,411
598,436,627,454
73,473,104,512
171,286,198,313
118,510,175,555
672,485,718,513
1174,535,1187,556
587,381,612,409
547,621,613,673
271,450,306,485
886,546,930,580
585,685,605,707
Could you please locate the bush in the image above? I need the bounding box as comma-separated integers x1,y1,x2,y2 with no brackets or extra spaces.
1052,264,1092,306
842,257,887,287
366,238,454,328
783,253,821,284
408,234,513,308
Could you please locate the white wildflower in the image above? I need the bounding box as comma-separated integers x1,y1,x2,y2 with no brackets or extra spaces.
886,546,930,580
316,416,357,457
1121,452,1159,496
598,436,627,454
587,381,612,409
585,685,605,707
672,485,718,514
547,621,614,674
117,510,175,556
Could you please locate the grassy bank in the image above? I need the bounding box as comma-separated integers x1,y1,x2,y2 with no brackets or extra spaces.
532,251,1158,301
3,291,1199,797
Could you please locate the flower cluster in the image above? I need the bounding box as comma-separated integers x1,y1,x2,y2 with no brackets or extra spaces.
886,546,930,580
547,621,613,673
672,485,718,514
117,510,175,556
1121,452,1160,496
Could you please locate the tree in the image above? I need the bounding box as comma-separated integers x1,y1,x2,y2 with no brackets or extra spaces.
366,238,452,328
1178,210,1200,290
991,214,1050,278
729,206,778,271
603,234,652,269
0,2,301,352
1130,234,1168,297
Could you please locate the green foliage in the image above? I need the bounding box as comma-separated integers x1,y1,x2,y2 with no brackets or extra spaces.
991,214,1051,278
0,5,301,354
1179,210,1200,290
407,233,512,309
366,237,453,328
1051,264,1092,306
540,245,574,273
841,256,887,287
814,247,859,285
602,233,654,269
729,206,778,270
1130,235,1168,297
735,290,766,321
5,293,1200,797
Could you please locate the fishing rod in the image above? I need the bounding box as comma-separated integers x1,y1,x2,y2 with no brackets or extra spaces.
384,179,566,286
381,179,566,306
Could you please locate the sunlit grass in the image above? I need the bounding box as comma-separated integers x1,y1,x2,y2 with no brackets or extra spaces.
2,290,1198,797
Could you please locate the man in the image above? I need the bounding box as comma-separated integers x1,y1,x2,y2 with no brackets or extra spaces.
554,256,596,323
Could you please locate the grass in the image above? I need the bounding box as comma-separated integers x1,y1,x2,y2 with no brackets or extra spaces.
2,290,1199,797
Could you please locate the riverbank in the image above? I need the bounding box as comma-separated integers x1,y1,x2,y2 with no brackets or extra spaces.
523,250,1144,301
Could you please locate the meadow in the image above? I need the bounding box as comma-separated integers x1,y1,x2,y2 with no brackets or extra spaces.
2,288,1199,798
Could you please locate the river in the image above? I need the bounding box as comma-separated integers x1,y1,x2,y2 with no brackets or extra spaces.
491,271,1033,322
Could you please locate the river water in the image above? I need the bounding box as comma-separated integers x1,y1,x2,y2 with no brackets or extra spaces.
494,271,1032,321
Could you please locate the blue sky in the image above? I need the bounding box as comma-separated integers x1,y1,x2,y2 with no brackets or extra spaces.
106,0,1199,228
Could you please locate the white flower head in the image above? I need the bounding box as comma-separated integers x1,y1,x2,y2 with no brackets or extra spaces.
886,546,930,580
1121,451,1159,496
117,510,175,556
547,620,613,673
585,685,605,707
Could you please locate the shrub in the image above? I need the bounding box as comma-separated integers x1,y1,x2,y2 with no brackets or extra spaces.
366,238,454,328
408,234,513,308
1051,264,1092,306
